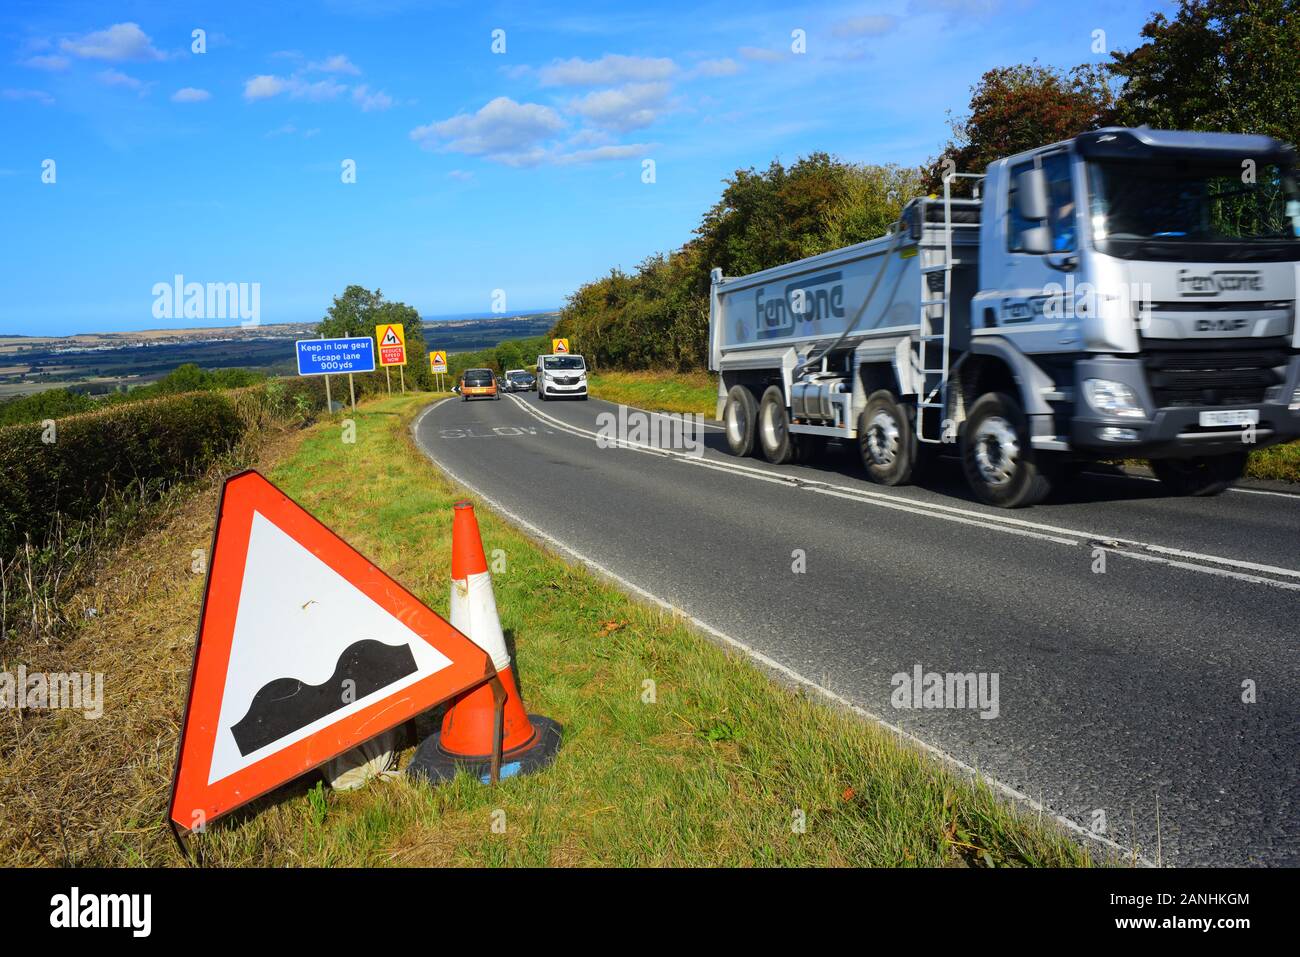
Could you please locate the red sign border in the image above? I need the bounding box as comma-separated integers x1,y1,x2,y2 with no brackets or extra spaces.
167,469,493,833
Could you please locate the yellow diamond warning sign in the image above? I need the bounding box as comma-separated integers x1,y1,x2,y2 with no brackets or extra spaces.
376,324,406,366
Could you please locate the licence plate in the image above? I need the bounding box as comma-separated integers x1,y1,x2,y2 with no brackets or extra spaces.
1199,409,1259,427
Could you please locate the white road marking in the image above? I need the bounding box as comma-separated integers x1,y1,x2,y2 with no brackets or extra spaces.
412,399,1148,866
511,394,1300,590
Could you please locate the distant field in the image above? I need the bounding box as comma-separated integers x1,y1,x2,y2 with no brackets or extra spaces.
0,313,559,399
425,313,557,352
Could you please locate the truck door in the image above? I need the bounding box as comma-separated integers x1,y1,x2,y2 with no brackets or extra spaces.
983,150,1083,354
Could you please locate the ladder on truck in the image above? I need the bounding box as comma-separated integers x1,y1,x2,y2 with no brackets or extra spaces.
915,172,984,444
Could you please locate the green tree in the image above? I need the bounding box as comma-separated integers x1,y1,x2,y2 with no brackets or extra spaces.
1110,0,1299,148
925,62,1117,192
553,153,925,371
316,285,430,393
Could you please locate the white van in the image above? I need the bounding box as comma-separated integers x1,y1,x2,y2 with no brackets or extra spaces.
535,353,588,401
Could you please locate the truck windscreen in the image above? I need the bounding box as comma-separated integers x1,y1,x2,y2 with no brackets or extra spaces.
543,357,584,371
1088,159,1300,261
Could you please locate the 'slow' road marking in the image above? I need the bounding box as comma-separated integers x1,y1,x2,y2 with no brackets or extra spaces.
413,398,1149,866
510,394,1300,592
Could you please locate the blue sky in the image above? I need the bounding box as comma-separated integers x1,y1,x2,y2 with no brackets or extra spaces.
0,0,1160,335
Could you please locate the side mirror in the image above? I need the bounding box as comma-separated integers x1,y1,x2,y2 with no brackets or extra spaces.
1014,167,1049,222
1020,225,1052,255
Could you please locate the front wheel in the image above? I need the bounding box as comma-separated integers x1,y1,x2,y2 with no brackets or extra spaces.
960,392,1054,508
1151,452,1247,497
538,388,547,401
858,390,915,486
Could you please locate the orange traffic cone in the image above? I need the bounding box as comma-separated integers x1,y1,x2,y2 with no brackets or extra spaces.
407,501,561,783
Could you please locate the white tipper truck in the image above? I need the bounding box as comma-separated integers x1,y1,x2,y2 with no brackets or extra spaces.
709,127,1300,507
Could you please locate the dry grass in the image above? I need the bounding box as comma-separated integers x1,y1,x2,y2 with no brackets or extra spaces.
0,426,306,866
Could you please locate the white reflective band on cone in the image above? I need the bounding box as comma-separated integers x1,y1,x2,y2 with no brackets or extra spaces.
450,571,512,671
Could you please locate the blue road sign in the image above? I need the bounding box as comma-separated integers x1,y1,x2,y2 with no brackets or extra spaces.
295,337,376,376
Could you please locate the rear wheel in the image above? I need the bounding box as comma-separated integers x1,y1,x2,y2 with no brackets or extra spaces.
758,386,796,464
960,392,1054,508
1151,452,1247,497
858,390,915,486
723,385,759,457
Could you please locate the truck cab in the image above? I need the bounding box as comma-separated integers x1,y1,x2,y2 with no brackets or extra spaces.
969,128,1300,497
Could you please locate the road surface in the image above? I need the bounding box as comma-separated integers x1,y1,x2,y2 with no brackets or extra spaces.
414,390,1300,866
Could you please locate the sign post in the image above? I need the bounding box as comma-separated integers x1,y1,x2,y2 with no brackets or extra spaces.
346,331,356,411
320,335,332,411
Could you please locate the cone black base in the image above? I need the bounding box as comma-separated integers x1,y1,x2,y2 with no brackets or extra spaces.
406,715,562,785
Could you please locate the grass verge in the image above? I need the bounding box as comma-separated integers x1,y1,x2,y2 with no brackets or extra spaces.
589,370,1300,483
587,370,717,417
2,392,1103,866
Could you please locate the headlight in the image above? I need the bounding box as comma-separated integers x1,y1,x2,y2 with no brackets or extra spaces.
1084,378,1145,418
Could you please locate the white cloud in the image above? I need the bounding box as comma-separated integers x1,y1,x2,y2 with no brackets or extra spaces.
61,22,164,61
96,68,145,91
689,58,741,78
554,143,649,165
23,55,70,71
244,74,286,100
569,82,672,132
739,46,788,63
308,54,360,75
538,53,675,87
2,88,55,106
243,74,346,102
352,84,393,112
832,15,900,37
172,87,211,103
411,97,566,165
448,169,475,182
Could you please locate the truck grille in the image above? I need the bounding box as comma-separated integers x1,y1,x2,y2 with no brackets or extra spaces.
1140,337,1290,407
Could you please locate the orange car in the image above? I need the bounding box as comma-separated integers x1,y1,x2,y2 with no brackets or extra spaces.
459,368,500,401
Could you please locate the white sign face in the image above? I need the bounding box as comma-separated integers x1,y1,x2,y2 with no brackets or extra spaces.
207,512,452,785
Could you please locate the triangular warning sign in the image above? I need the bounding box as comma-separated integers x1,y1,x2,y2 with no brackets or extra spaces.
380,326,401,346
169,470,493,832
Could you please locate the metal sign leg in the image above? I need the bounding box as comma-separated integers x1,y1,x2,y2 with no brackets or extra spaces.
489,674,506,785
